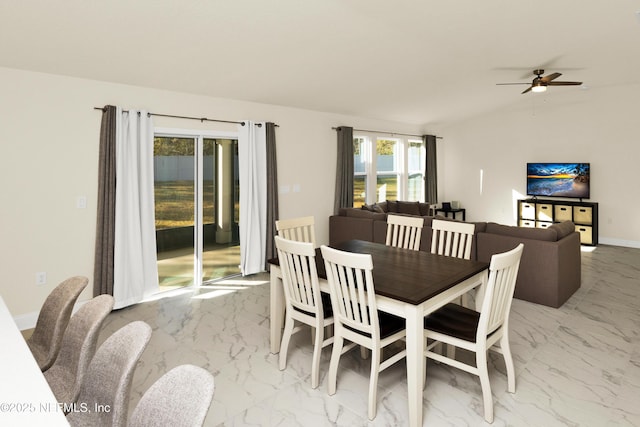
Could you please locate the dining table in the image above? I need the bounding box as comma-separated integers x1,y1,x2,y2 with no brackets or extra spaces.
0,296,69,426
268,239,489,427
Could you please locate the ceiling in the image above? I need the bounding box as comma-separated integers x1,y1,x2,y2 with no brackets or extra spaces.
2,0,640,127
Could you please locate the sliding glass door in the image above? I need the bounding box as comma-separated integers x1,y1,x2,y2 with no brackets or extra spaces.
154,131,240,290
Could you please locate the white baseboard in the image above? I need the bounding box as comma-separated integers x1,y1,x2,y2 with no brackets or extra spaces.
599,237,640,249
14,312,39,331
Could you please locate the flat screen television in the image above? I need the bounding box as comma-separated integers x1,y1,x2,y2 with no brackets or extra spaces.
527,163,590,199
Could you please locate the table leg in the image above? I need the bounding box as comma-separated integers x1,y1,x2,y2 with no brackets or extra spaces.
270,266,285,354
405,304,424,427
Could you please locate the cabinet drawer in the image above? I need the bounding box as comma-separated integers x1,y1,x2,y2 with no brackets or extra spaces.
573,206,593,224
576,225,593,245
536,221,552,229
554,205,573,222
519,219,535,228
536,204,553,222
519,203,536,220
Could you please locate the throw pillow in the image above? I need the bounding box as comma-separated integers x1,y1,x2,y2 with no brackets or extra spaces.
418,202,431,216
397,201,421,215
386,200,398,213
371,204,385,213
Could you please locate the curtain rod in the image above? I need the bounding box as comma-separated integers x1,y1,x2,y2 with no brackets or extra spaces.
93,107,279,127
332,126,442,139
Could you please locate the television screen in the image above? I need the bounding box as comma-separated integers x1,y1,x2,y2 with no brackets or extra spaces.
527,163,590,199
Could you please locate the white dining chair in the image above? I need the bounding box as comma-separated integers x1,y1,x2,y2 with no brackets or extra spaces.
275,236,333,389
431,219,475,260
385,214,424,251
275,216,316,246
321,245,407,421
423,243,524,423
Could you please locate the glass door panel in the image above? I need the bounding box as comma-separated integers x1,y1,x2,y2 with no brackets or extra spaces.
154,137,196,290
201,138,241,283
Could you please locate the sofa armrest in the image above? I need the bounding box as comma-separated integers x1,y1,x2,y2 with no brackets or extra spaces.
476,231,581,308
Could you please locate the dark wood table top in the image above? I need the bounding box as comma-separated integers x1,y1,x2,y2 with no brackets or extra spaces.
269,240,489,306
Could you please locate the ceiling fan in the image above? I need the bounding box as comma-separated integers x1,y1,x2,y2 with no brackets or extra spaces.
497,69,583,94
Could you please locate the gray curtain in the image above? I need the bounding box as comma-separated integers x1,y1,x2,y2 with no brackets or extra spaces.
93,105,117,296
334,126,354,214
424,134,438,204
265,122,279,265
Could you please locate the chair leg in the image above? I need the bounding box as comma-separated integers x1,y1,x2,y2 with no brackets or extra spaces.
368,347,381,421
311,324,324,389
476,350,494,423
279,316,294,371
328,335,343,396
360,346,369,359
500,334,516,393
423,352,428,390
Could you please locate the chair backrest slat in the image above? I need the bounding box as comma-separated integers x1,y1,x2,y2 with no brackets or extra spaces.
385,214,424,251
431,219,475,260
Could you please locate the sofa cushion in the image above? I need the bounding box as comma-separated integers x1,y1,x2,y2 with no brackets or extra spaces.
485,222,558,242
548,221,575,240
397,201,421,215
386,200,398,213
418,202,431,216
345,208,386,220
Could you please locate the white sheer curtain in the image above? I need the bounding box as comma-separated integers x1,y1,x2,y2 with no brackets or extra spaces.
113,108,159,309
238,121,267,275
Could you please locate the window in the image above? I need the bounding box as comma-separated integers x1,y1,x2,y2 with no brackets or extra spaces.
353,134,424,206
353,137,367,207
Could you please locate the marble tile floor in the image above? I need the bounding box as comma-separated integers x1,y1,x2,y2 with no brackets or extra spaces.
97,244,640,426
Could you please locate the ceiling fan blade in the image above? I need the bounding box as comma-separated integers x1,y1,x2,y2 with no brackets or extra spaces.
541,72,562,83
496,82,530,85
547,81,583,86
522,86,533,94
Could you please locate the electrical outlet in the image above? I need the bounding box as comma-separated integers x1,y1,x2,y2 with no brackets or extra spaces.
36,272,47,286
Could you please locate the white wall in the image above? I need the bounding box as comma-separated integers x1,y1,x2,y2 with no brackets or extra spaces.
0,66,422,318
436,83,640,248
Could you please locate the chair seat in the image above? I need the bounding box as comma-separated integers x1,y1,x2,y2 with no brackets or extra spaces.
379,312,406,338
424,303,481,342
344,311,405,339
293,292,333,318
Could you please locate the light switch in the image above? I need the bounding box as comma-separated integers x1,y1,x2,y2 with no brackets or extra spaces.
279,185,290,194
76,196,87,209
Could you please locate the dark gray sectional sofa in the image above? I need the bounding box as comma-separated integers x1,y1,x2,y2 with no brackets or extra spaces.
329,201,581,308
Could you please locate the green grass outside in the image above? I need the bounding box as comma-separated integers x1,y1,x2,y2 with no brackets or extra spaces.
154,180,214,229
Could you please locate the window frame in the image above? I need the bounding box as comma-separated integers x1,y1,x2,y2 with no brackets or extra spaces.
353,133,425,206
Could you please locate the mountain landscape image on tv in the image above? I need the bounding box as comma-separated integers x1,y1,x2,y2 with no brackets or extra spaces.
527,163,590,198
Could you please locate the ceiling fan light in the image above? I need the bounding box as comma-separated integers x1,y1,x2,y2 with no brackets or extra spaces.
531,83,547,93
